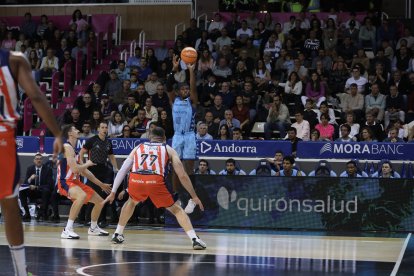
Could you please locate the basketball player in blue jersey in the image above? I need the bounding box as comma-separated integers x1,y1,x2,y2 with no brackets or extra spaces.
0,49,63,276
167,55,198,213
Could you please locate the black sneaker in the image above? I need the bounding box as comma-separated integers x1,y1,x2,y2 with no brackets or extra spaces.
192,237,206,250
112,233,125,244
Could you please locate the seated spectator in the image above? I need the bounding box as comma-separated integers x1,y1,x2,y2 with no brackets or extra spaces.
284,71,302,106
71,38,87,60
100,94,117,121
62,108,83,131
264,94,291,139
212,57,232,82
195,30,213,53
266,150,284,172
345,66,367,94
383,127,405,143
121,94,140,123
340,160,364,178
115,60,130,81
197,50,215,79
108,111,127,138
126,46,142,68
219,158,246,175
104,70,123,98
156,110,173,139
315,113,335,141
209,94,227,124
196,122,213,140
118,125,136,138
232,95,250,133
336,124,356,142
128,108,148,138
113,79,132,107
1,31,16,50
372,161,401,178
152,84,171,114
88,109,104,134
308,160,337,177
140,121,157,139
301,72,326,108
195,159,216,175
28,49,41,82
303,99,318,129
310,128,322,141
232,127,243,140
358,17,376,51
285,127,302,157
145,72,162,96
219,109,241,134
358,126,378,142
79,120,94,138
340,83,364,120
216,124,231,140
143,97,158,122
290,110,310,141
217,81,235,109
137,58,152,83
75,92,97,123
39,48,59,81
249,159,277,176
279,156,304,176
351,48,370,72
361,110,385,141
203,111,219,138
19,153,54,221
328,59,350,99
384,85,405,129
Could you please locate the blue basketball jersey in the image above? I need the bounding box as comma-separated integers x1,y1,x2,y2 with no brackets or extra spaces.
172,97,196,134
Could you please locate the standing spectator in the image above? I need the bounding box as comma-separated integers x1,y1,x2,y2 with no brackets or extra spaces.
70,9,88,34
19,153,54,221
79,122,119,227
21,12,37,39
264,94,291,139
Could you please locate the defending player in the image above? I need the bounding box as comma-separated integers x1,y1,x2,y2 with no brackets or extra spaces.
0,49,63,276
104,126,207,249
58,124,112,239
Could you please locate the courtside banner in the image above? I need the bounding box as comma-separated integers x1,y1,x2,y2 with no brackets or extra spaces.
297,141,414,160
168,176,414,231
15,136,39,153
196,140,292,157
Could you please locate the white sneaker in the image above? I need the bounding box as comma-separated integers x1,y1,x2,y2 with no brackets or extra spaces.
192,237,206,250
184,199,197,214
88,226,109,236
61,228,80,239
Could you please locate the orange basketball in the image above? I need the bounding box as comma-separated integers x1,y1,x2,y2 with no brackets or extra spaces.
180,47,198,64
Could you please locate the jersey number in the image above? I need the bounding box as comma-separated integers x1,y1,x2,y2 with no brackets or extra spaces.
140,154,158,166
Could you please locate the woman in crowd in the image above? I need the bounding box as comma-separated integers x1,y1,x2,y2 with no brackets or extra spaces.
156,110,174,139
108,111,127,138
315,113,335,141
302,72,326,107
217,124,231,140
359,126,377,142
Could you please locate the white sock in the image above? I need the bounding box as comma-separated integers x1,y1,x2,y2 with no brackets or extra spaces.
9,244,27,276
186,230,197,240
115,225,125,235
66,219,74,230
91,221,98,229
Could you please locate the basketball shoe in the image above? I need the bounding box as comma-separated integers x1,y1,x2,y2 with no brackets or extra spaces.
192,237,206,250
112,233,125,244
61,228,80,239
88,225,109,236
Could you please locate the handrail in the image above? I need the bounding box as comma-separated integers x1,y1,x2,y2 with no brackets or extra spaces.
130,40,137,59
381,12,389,20
120,49,128,62
174,22,185,40
197,13,208,30
138,30,146,57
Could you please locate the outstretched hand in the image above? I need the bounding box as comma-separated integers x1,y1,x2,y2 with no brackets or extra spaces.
100,183,112,194
103,192,116,204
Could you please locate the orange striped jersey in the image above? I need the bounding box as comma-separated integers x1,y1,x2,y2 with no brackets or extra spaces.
131,142,169,177
57,143,80,181
0,50,21,132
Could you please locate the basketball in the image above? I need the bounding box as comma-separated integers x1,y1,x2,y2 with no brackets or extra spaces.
180,47,198,64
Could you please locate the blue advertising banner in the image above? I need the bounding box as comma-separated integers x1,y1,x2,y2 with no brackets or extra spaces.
167,176,414,231
15,136,39,153
196,140,292,157
43,137,292,157
297,141,414,160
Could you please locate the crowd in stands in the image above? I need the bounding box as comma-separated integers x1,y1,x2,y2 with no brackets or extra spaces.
1,9,414,143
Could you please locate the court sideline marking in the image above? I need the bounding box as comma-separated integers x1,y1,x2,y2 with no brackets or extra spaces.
390,233,411,276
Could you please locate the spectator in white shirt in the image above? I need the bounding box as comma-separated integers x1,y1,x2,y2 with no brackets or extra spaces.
196,122,213,140
289,110,310,141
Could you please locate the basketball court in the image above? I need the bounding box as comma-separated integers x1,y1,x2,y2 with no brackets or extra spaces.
0,221,413,275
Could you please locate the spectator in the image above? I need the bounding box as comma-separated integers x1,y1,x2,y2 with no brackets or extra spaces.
118,125,136,138
303,99,318,129
392,46,412,73
185,18,201,47
384,85,406,128
143,97,158,122
196,122,213,140
89,109,104,134
372,161,399,178
264,94,290,139
126,46,142,68
63,108,83,131
341,111,360,139
39,48,58,81
71,38,87,60
121,94,140,123
359,17,376,51
315,113,335,141
336,36,357,67
113,79,132,107
336,124,355,142
100,94,117,121
358,126,378,142
137,58,152,83
115,60,130,81
152,84,170,114
213,57,232,81
328,59,350,98
215,28,232,53
70,9,88,34
285,127,302,157
108,111,127,138
145,72,162,96
19,153,54,221
28,50,41,82
266,150,284,172
351,48,370,72
279,156,304,176
146,48,159,72
232,127,243,140
219,158,246,175
290,110,310,141
232,95,250,132
197,50,215,79
75,92,97,123
195,159,216,175
209,94,226,124
79,121,94,138
316,101,337,126
345,66,367,93
217,81,235,109
340,160,363,177
365,83,386,122
140,121,157,139
195,30,213,53
216,124,231,140
383,127,405,142
104,70,123,98
310,128,321,141
219,109,241,134
156,110,174,139
134,83,150,108
21,12,37,39
203,111,219,138
301,72,326,107
129,108,148,138
236,20,253,45
340,83,365,120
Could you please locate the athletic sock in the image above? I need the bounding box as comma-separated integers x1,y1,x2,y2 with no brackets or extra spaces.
186,230,197,240
115,225,125,235
91,221,98,229
9,244,27,276
66,219,74,230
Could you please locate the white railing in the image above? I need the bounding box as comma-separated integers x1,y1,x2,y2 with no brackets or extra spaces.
138,30,146,56
130,40,136,59
407,0,412,19
120,49,128,62
175,22,186,40
197,13,208,30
